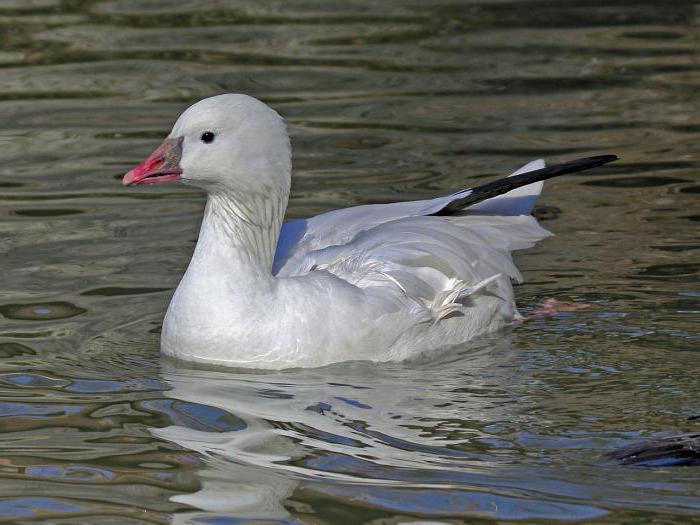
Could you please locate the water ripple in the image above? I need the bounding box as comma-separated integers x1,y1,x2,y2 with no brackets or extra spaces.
0,0,698,522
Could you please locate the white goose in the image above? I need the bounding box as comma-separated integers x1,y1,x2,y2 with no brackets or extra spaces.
124,94,615,369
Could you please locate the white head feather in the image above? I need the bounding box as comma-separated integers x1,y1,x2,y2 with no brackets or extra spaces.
170,94,292,198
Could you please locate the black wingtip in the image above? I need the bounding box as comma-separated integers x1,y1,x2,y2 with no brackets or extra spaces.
433,154,619,215
559,154,618,169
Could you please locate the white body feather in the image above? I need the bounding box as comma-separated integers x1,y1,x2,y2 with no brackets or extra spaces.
154,95,552,369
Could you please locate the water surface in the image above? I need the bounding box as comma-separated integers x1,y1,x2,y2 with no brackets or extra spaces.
0,0,698,522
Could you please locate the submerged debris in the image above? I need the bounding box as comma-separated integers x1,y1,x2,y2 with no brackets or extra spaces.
606,433,700,467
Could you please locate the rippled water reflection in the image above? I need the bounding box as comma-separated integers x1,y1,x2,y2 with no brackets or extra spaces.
0,0,698,522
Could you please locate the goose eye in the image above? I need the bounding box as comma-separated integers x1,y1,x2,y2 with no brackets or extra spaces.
200,131,215,144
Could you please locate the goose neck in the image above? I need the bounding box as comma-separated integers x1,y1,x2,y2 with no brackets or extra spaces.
195,190,284,279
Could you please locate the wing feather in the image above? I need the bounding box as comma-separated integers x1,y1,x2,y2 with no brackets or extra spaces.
284,214,550,320
271,155,613,321
275,159,550,275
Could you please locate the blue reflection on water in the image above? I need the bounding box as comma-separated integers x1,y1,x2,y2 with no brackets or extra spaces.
0,497,83,517
318,485,607,520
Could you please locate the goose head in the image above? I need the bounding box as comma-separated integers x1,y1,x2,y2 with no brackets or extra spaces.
123,94,292,197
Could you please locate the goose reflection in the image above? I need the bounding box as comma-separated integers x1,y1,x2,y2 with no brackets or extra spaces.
155,335,533,521
151,330,699,523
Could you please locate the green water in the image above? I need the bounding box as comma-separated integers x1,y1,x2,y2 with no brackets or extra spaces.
0,0,698,522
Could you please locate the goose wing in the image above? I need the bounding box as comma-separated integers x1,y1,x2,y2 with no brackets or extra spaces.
274,155,616,276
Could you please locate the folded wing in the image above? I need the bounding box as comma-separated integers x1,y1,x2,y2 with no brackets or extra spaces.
274,158,547,275
273,155,614,331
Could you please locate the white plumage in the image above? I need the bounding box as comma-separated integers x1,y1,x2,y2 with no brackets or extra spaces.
123,94,587,369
